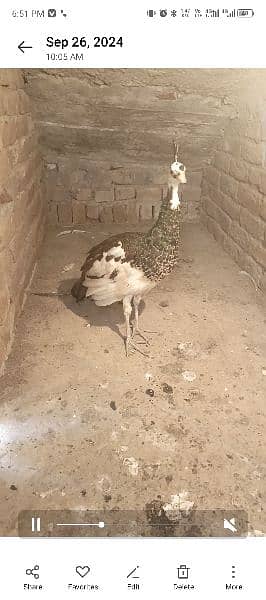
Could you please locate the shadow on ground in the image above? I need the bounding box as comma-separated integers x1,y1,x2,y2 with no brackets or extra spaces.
57,278,146,342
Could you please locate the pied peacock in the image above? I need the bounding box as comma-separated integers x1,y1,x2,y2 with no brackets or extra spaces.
71,143,187,355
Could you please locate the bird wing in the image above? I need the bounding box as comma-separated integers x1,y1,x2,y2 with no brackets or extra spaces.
79,232,152,306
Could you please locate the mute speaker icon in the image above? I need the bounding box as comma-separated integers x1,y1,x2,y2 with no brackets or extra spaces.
224,517,237,533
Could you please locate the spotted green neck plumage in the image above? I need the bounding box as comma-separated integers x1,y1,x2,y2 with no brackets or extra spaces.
147,182,181,251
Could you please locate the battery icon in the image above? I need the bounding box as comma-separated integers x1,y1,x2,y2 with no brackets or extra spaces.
237,9,254,17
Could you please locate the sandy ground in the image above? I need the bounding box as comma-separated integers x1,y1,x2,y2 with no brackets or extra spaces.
0,222,265,536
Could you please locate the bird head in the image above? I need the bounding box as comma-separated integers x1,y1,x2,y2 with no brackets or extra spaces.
170,160,187,184
170,140,187,184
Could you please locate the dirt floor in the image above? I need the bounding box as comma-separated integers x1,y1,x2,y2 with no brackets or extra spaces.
0,222,265,536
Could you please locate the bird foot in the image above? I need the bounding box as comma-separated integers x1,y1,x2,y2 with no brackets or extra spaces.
131,326,157,346
125,335,150,358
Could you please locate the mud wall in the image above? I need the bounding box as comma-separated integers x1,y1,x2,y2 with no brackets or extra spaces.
24,68,261,227
201,105,266,292
0,69,45,375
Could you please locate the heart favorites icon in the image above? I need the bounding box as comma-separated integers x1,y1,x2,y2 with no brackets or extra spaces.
76,565,90,578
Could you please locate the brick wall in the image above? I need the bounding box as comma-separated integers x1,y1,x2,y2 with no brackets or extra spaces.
25,68,252,226
201,105,266,292
0,69,46,375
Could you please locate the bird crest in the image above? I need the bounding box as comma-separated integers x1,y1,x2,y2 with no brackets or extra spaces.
173,139,179,162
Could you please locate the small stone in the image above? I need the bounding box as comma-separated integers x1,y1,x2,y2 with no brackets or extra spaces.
165,475,173,485
182,371,197,382
162,383,173,394
10,484,17,491
81,489,87,497
104,494,112,503
144,372,153,381
146,388,154,397
110,401,117,411
262,368,266,376
159,300,169,307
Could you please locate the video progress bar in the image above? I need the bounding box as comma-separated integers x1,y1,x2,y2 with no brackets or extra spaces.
56,522,105,528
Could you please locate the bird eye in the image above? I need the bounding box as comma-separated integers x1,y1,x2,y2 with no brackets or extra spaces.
179,164,184,171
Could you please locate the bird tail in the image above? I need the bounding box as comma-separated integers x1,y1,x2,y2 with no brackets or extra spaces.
71,279,87,302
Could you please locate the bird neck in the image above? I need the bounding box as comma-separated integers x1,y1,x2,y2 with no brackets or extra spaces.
147,181,181,249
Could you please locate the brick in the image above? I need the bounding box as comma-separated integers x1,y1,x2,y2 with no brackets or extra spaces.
245,119,261,141
248,166,263,188
72,201,86,224
223,136,241,158
98,205,113,223
162,184,168,200
220,192,240,221
0,278,10,326
227,117,244,138
260,199,266,221
230,222,250,251
213,151,231,173
0,187,13,205
204,165,221,187
76,188,93,202
201,179,211,197
229,158,248,183
8,133,40,168
113,204,128,223
152,201,161,220
240,208,264,241
220,173,238,199
57,202,73,225
200,195,208,213
115,185,136,202
136,186,162,202
86,205,99,222
206,216,226,246
0,149,10,184
47,202,58,225
241,140,263,165
0,320,13,371
0,115,30,147
0,203,14,251
188,171,202,187
259,172,266,195
138,201,153,221
204,196,231,233
237,183,262,214
50,185,66,204
46,162,58,171
126,200,139,223
238,251,263,288
186,194,198,220
95,189,114,203
260,271,266,293
0,69,23,88
223,236,241,263
249,238,266,268
182,186,200,206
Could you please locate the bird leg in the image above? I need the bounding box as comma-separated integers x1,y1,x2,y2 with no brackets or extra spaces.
132,295,156,345
123,296,149,357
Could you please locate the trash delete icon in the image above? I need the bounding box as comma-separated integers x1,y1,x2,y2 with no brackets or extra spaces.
177,564,190,579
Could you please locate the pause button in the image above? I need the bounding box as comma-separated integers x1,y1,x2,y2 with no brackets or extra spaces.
31,517,41,533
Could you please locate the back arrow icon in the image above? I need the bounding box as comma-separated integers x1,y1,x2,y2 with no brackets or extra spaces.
18,41,33,53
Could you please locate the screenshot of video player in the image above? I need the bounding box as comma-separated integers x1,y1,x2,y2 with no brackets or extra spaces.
0,1,265,597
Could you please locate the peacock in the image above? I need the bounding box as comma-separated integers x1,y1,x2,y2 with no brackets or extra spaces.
71,143,187,355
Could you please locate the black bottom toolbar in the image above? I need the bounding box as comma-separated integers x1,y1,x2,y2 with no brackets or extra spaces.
18,509,248,537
